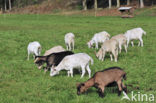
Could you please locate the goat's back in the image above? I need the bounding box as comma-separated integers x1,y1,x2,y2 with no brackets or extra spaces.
27,41,41,54
47,51,74,66
111,34,127,44
44,46,65,56
65,33,75,42
93,67,126,85
102,39,118,51
93,31,110,42
61,53,92,66
124,27,145,38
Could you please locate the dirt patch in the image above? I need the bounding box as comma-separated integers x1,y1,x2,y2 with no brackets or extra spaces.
96,8,121,16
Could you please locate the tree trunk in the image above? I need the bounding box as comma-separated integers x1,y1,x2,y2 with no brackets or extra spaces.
117,0,120,7
0,8,2,14
94,0,97,10
140,0,144,8
9,0,11,11
82,0,87,10
151,0,154,6
127,0,130,5
109,0,112,9
4,0,7,11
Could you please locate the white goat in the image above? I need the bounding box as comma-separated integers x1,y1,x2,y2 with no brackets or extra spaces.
124,27,146,47
65,33,75,50
44,45,65,56
111,34,127,53
50,53,93,78
96,39,119,62
87,31,110,49
27,41,41,60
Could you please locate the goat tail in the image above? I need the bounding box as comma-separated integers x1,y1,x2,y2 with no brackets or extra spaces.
123,73,127,80
90,57,94,65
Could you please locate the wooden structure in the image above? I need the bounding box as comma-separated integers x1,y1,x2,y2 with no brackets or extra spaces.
118,7,134,18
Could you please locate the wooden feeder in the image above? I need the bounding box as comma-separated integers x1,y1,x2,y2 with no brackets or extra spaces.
118,7,134,18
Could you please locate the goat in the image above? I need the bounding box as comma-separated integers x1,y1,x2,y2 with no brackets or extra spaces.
111,34,127,53
124,27,146,47
87,31,110,49
44,45,65,56
76,67,127,98
65,33,75,50
50,53,93,78
27,41,41,60
95,39,119,62
34,51,74,71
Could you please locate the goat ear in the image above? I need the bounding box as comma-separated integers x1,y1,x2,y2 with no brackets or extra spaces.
35,56,37,59
76,83,80,87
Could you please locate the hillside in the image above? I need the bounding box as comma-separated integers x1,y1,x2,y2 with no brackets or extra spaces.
1,0,153,16
10,4,156,17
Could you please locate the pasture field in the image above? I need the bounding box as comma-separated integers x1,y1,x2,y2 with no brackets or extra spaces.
0,14,156,103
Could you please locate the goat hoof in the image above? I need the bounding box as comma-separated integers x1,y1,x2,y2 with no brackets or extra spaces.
118,91,121,96
123,88,127,93
99,94,105,98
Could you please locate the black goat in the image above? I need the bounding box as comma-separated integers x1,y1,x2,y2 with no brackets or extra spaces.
34,51,74,72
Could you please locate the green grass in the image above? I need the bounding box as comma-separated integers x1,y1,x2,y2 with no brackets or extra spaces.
0,14,156,103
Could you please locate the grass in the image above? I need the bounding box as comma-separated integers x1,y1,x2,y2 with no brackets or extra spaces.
0,14,156,103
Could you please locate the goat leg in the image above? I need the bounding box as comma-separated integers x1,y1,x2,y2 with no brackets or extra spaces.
118,90,122,96
97,88,104,98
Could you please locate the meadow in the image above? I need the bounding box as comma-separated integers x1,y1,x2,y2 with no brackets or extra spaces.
0,14,156,103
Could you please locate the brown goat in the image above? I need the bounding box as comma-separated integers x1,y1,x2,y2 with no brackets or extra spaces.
76,67,127,98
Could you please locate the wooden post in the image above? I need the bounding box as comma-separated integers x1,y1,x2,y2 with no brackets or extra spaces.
83,0,87,10
117,0,120,7
109,0,112,9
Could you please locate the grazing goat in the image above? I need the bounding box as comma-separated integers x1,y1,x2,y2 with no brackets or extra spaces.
65,33,75,50
76,67,127,98
27,41,41,60
34,51,74,71
87,31,110,49
96,39,119,62
124,27,146,47
111,34,127,53
44,45,65,56
50,53,93,78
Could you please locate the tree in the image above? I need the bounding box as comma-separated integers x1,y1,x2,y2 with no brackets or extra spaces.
94,0,97,10
4,0,7,11
140,0,144,8
82,0,87,10
109,0,112,8
117,0,120,7
9,0,11,11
